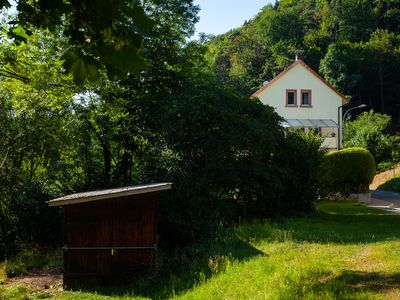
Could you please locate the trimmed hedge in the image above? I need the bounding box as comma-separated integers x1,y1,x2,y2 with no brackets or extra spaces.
324,147,376,195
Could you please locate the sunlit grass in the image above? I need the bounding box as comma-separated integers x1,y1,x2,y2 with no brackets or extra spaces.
0,261,6,283
2,201,400,299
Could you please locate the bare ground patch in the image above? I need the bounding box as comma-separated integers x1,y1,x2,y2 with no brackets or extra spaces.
2,269,62,291
370,165,400,190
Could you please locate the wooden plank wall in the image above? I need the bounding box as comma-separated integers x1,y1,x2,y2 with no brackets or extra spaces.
63,193,158,288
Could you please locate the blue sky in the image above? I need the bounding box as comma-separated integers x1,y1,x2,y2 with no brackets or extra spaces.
193,0,274,38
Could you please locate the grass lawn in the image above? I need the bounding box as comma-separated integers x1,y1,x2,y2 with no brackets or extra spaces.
377,176,400,193
2,201,400,299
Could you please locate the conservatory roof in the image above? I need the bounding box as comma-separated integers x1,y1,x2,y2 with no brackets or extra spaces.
280,119,338,128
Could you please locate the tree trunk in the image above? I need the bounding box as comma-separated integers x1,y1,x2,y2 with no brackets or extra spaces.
102,140,111,188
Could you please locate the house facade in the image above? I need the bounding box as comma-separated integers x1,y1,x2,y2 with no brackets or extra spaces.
252,54,349,150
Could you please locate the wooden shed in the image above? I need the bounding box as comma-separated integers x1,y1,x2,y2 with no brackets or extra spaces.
47,183,172,288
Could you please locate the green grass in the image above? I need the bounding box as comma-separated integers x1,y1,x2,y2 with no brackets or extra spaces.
378,176,400,193
2,201,400,299
0,261,6,283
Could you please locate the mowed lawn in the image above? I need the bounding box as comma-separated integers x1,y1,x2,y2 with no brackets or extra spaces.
2,201,400,299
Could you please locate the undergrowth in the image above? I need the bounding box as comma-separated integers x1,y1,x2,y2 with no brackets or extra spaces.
5,248,62,278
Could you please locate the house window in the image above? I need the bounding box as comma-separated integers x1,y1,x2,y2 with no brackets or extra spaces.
301,90,312,106
286,89,297,106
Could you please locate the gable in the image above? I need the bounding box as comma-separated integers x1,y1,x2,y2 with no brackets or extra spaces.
252,61,349,105
253,62,348,122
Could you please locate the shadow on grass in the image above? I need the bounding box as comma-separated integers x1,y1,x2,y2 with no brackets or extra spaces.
281,201,400,244
336,270,400,291
304,270,400,298
74,229,265,299
236,201,400,245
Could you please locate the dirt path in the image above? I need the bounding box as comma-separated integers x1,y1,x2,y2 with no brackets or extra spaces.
2,269,62,291
370,165,400,190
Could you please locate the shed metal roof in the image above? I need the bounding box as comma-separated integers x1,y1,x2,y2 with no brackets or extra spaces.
47,182,173,207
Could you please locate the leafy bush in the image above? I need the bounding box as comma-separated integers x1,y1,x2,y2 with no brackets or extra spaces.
11,182,63,247
156,81,284,243
5,248,61,277
150,80,324,244
276,131,324,213
324,147,376,195
344,111,393,165
377,161,398,172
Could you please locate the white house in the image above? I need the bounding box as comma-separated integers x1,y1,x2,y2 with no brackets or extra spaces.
252,52,349,150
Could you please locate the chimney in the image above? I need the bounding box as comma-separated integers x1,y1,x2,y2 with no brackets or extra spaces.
295,50,304,62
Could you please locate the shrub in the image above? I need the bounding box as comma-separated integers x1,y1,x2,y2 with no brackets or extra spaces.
344,111,392,164
156,81,285,243
324,147,376,195
377,161,397,172
152,80,323,244
276,130,324,213
5,248,61,277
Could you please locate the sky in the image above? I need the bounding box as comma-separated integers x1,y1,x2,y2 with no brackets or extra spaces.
193,0,274,38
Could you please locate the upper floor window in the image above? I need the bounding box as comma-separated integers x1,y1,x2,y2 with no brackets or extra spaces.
286,89,297,106
301,90,312,106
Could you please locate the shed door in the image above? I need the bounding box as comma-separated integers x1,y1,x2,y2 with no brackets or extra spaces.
64,194,158,286
64,200,112,286
111,194,157,278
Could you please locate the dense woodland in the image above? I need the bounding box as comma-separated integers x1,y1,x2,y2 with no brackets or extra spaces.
0,0,398,258
207,0,400,127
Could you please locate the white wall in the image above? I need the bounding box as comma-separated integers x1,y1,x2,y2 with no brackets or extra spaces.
256,63,343,121
255,63,343,149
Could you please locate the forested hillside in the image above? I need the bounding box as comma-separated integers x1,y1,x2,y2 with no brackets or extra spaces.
206,0,400,126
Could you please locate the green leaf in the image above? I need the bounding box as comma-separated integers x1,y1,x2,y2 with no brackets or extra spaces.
62,50,100,85
7,26,29,44
12,26,29,40
98,43,146,75
127,3,155,36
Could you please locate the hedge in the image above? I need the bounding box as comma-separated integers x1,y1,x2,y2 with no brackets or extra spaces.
324,147,376,195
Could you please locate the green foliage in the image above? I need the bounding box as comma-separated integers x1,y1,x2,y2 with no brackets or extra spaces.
11,181,63,247
155,80,284,241
0,29,76,258
1,0,157,84
278,131,324,212
344,111,393,164
324,147,376,195
5,248,61,277
150,80,324,242
377,161,399,172
319,42,363,95
0,1,201,258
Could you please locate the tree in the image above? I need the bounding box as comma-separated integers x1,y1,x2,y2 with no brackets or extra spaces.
366,29,399,113
0,29,75,256
319,42,363,97
0,0,199,84
344,111,393,165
